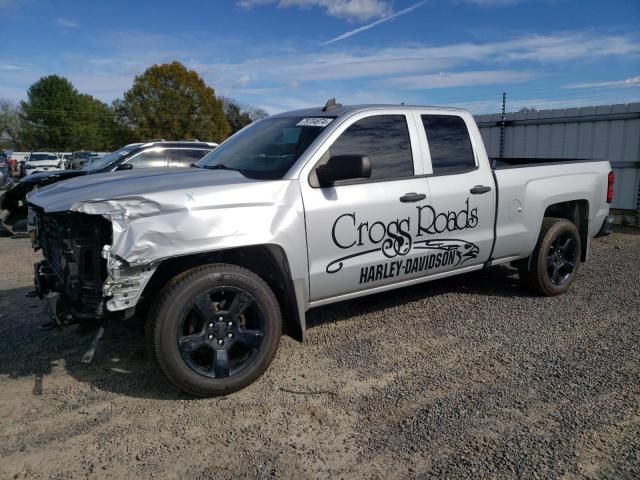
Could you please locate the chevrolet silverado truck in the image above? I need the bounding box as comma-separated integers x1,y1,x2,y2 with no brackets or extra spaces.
26,102,614,396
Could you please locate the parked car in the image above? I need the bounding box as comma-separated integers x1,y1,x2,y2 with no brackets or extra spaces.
0,152,9,188
68,151,94,170
24,152,64,176
18,154,29,177
61,153,73,168
1,141,218,226
26,103,613,397
87,153,102,166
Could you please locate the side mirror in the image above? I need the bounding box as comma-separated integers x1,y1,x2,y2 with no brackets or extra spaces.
116,163,133,171
315,155,371,186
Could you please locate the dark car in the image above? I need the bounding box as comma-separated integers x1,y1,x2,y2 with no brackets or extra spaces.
69,151,94,170
0,152,9,188
1,140,218,227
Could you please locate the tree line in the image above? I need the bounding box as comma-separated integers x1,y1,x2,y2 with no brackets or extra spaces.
0,61,268,151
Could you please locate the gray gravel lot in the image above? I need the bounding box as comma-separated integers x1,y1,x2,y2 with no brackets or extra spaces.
0,231,638,479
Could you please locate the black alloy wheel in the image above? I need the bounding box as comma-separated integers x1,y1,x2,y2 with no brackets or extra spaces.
546,234,578,286
178,287,265,379
518,217,582,296
148,264,282,397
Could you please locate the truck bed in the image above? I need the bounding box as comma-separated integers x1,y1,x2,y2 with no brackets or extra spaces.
490,158,611,263
491,157,604,169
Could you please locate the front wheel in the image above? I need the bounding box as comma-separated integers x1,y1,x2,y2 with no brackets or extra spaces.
147,264,282,397
518,217,581,296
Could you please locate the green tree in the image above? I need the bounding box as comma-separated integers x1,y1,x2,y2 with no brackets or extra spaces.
19,75,119,151
115,62,230,142
0,99,25,149
222,97,269,134
20,75,81,150
222,97,253,134
74,94,120,151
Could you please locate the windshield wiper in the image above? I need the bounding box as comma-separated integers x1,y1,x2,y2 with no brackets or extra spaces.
200,164,241,172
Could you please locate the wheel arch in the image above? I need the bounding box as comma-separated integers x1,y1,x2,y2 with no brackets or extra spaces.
138,244,306,341
543,199,589,261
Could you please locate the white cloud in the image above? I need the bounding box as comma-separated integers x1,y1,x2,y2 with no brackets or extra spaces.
232,74,252,88
208,32,639,88
386,70,533,89
0,63,23,71
461,94,639,114
55,17,78,28
2,30,638,114
564,76,640,89
237,0,392,22
323,1,426,44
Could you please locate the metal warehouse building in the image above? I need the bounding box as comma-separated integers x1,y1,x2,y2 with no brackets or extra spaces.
475,103,640,221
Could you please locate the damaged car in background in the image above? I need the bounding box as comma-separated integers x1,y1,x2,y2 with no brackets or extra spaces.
1,140,217,231
27,101,614,397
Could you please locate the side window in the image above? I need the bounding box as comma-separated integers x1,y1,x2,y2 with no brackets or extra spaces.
181,149,210,165
126,149,166,169
166,150,182,167
328,115,413,181
421,115,475,174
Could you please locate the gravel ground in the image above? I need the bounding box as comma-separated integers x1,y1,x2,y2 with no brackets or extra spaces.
0,230,638,479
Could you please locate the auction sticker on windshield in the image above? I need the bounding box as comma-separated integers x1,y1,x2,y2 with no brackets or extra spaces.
296,118,333,127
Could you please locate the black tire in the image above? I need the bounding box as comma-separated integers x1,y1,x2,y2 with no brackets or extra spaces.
518,217,581,296
147,263,282,397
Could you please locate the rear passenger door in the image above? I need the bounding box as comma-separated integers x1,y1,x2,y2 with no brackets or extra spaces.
181,149,211,165
414,112,495,268
166,149,211,168
301,111,431,302
125,147,168,169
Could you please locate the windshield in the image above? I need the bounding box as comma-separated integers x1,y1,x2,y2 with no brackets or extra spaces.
196,116,333,179
84,147,135,171
30,153,58,161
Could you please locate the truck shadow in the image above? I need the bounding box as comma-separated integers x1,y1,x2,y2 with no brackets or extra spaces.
0,265,529,400
0,286,183,401
307,264,530,329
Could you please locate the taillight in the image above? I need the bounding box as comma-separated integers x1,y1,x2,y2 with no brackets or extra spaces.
606,171,614,204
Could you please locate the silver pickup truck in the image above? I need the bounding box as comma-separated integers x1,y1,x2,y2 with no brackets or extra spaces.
27,103,614,396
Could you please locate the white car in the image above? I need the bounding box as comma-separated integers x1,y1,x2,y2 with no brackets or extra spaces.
24,152,65,176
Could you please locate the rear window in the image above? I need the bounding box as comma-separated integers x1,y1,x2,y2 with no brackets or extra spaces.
421,115,475,175
30,154,59,161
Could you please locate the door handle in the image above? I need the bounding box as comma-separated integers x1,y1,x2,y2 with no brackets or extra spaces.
400,192,426,203
470,185,491,194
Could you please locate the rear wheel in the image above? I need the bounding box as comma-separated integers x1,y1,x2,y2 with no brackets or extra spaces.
518,217,581,296
148,264,281,397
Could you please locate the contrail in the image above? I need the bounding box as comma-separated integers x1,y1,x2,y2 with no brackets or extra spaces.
323,1,427,45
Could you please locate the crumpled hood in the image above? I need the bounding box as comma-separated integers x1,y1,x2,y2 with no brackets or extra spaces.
28,166,305,271
28,167,254,213
20,168,88,186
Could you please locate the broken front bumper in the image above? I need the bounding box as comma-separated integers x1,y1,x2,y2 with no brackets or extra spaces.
34,260,107,325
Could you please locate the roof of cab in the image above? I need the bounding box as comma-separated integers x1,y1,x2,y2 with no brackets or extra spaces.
270,104,470,119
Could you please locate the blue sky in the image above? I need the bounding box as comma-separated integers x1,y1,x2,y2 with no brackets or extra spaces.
1,0,639,114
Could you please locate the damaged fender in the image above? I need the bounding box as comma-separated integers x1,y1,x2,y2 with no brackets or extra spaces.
59,176,310,325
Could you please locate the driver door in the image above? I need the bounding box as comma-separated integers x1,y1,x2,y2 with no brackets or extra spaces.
300,111,431,302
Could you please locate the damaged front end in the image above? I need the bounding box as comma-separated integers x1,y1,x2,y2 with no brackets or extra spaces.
30,205,155,327
31,207,113,325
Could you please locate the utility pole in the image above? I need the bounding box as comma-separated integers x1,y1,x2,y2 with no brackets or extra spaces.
499,92,506,159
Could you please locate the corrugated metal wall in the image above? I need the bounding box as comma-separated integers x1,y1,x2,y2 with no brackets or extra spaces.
475,103,640,211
